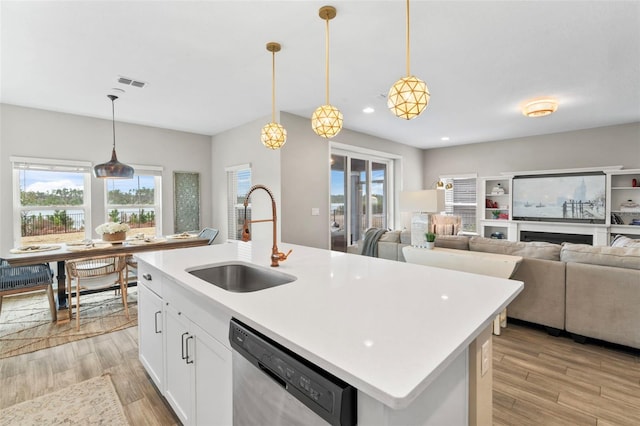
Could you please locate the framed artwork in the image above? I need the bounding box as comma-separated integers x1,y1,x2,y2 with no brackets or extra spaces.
173,172,200,233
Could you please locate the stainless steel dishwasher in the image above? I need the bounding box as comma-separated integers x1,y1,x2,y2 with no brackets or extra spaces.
229,318,357,426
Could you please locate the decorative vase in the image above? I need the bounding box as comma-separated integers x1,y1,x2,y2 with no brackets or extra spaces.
425,242,435,250
102,231,127,243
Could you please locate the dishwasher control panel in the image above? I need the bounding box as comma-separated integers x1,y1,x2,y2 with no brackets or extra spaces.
230,318,356,426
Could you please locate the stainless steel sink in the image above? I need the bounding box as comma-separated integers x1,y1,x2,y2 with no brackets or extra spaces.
187,261,297,292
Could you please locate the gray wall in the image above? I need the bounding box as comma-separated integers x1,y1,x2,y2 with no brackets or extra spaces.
210,114,281,244
280,112,424,249
422,122,640,184
0,104,212,252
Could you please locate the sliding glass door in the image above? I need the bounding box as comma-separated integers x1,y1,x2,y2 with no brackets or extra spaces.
330,155,347,251
331,151,392,252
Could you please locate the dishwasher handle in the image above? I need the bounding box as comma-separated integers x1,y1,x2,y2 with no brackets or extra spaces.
258,362,287,388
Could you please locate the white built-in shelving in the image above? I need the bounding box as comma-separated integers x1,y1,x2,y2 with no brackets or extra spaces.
476,168,640,245
479,176,513,239
607,169,640,238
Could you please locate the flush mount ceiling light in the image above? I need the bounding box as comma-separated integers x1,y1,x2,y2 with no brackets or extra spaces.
311,5,343,139
388,0,430,120
522,98,559,117
93,95,134,179
261,42,287,150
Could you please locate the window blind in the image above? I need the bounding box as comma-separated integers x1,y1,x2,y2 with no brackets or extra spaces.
443,177,477,232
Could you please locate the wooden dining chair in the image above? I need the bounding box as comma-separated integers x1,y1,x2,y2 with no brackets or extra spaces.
0,258,57,322
65,254,129,330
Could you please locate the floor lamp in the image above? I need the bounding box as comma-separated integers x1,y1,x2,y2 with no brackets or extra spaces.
400,190,445,247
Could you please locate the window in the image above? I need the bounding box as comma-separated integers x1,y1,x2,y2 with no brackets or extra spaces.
104,166,162,236
12,156,92,246
226,164,251,241
331,143,397,251
441,175,477,232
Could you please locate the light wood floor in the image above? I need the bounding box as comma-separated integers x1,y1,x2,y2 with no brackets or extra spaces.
0,322,638,425
493,322,640,426
0,326,179,425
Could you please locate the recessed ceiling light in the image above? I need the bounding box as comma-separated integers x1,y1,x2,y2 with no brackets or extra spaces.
441,136,450,141
363,107,375,114
522,98,558,117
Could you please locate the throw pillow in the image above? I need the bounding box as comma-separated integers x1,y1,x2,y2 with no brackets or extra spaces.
379,230,401,243
611,234,640,248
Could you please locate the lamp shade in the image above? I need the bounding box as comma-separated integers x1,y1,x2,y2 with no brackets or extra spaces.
400,190,444,213
93,148,134,179
261,122,287,149
388,75,430,120
311,104,343,138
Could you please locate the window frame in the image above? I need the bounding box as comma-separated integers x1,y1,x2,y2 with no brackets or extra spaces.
226,163,252,241
331,142,398,246
440,173,478,233
11,156,92,246
103,164,163,236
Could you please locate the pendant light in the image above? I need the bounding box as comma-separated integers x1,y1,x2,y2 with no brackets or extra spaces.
311,5,343,139
388,0,430,120
93,95,134,179
261,42,287,149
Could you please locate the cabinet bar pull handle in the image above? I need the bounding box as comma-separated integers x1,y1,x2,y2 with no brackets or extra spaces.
181,332,189,360
154,311,162,333
185,335,194,364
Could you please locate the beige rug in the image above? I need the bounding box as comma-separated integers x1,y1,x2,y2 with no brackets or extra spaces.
0,374,129,425
0,288,137,359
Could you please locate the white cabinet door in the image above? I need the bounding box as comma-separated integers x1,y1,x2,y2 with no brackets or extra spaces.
191,321,232,426
138,282,164,390
164,303,193,425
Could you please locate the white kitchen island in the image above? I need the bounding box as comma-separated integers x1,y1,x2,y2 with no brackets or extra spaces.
135,240,523,426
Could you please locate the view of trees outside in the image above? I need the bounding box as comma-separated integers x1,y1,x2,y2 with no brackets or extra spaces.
19,170,86,241
18,169,157,244
106,176,156,231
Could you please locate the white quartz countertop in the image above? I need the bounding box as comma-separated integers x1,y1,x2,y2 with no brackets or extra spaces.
136,241,522,409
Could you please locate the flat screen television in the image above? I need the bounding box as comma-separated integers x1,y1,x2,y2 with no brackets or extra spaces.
512,172,606,224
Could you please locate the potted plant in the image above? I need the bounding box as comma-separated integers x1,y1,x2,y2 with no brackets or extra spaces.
95,222,130,243
425,232,436,249
492,210,501,219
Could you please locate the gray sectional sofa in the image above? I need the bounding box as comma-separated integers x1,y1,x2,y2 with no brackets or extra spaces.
349,231,640,349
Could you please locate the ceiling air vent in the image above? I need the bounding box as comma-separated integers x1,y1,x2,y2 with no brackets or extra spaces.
117,76,148,88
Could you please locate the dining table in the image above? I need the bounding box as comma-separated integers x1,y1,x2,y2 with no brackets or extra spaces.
3,234,209,310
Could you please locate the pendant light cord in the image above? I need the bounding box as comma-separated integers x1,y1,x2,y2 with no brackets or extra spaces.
111,96,117,150
406,0,411,76
271,49,276,123
325,16,330,105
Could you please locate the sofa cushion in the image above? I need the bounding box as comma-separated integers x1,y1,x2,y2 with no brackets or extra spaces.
400,230,412,245
469,236,561,261
434,235,470,250
379,230,401,243
560,243,640,270
611,234,640,248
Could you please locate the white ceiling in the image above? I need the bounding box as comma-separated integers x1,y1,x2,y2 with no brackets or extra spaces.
2,1,639,149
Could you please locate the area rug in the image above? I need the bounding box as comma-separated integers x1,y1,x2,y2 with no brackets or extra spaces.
0,374,129,425
0,288,137,359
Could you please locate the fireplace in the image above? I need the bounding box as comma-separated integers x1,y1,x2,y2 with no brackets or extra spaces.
520,230,593,245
